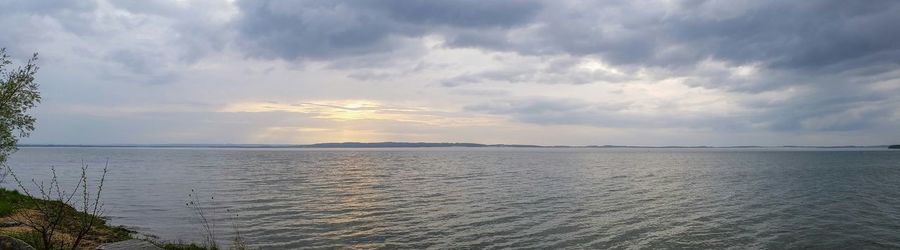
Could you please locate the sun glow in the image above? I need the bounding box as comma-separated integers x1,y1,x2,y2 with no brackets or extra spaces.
219,100,502,126
323,100,382,121
220,100,507,143
220,100,390,121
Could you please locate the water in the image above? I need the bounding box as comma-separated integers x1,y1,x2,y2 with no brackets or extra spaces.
4,147,900,249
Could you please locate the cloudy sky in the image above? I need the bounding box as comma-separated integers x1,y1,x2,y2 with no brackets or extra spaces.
2,0,899,146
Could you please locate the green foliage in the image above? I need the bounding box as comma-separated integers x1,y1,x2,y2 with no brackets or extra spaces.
0,201,12,216
107,225,135,243
6,230,44,249
4,163,115,249
0,48,41,164
0,186,132,249
0,188,34,216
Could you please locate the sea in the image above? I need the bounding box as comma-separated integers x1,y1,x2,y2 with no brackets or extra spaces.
4,147,900,249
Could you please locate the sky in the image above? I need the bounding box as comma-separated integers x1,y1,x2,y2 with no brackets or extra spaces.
1,0,899,146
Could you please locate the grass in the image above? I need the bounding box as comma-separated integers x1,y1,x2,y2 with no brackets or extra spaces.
0,187,133,249
2,187,249,249
7,230,46,249
5,225,132,249
0,188,35,216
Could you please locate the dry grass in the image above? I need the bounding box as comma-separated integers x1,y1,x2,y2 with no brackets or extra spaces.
0,206,131,249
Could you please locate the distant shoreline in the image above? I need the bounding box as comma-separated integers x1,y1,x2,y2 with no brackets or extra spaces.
18,142,892,149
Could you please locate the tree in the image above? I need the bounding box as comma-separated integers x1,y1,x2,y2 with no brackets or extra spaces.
0,48,40,164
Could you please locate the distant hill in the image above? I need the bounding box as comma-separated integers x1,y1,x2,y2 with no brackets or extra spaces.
18,142,540,149
17,142,893,149
890,145,900,149
304,142,491,148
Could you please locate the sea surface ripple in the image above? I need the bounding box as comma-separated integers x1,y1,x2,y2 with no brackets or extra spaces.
6,147,900,249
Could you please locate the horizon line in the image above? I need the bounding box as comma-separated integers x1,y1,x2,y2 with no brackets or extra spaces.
17,142,896,149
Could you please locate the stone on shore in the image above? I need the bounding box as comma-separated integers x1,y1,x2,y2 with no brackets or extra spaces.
96,239,162,250
0,235,36,250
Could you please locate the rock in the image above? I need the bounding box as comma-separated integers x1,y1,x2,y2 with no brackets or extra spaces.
0,235,37,250
96,239,162,250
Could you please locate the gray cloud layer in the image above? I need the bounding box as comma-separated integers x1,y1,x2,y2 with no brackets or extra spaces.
235,0,542,60
2,0,900,144
234,0,900,73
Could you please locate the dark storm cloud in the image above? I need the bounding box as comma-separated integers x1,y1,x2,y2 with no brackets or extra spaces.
2,0,899,141
663,1,900,73
439,0,900,133
505,0,900,74
234,0,900,87
450,0,900,92
358,0,542,28
234,0,542,60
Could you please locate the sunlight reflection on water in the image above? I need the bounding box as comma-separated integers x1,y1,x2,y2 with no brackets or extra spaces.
5,147,900,249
